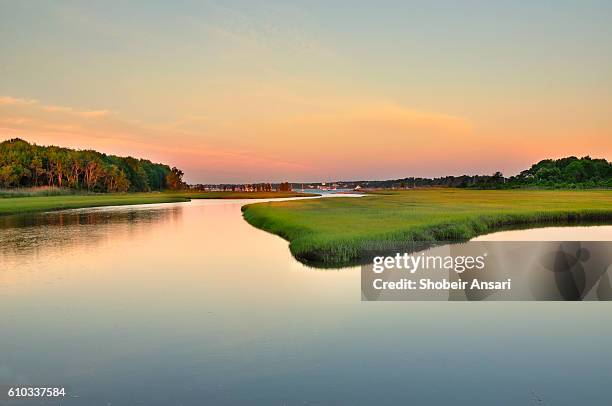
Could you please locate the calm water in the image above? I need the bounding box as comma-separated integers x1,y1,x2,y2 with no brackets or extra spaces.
1,199,612,405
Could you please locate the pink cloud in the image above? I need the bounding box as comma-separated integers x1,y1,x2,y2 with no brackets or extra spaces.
0,96,37,106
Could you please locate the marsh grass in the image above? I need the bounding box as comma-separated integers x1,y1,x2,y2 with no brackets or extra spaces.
242,189,612,267
0,186,80,198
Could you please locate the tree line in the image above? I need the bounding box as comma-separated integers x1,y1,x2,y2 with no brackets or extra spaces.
331,173,506,189
316,156,611,190
0,138,186,192
464,156,612,189
411,157,612,189
192,182,292,192
504,156,612,189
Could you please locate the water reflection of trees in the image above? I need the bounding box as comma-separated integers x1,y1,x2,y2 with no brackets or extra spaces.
0,206,183,261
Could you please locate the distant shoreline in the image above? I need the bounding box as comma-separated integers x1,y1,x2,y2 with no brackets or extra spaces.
0,191,317,217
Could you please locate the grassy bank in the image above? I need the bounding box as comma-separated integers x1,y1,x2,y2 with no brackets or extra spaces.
242,189,612,267
0,186,79,198
0,191,315,216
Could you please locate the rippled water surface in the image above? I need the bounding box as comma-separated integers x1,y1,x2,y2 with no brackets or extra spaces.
1,199,612,405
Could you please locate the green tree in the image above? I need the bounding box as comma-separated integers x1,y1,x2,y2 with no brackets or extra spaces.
165,167,186,190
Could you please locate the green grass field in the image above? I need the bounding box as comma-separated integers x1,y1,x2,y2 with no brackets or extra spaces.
0,191,315,216
242,189,612,267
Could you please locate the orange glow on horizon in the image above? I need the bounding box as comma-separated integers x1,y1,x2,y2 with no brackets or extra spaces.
0,95,610,183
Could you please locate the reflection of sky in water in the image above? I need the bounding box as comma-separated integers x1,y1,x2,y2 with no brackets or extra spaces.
0,200,612,405
473,226,612,241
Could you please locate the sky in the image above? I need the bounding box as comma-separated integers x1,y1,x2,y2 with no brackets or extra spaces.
0,0,611,183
